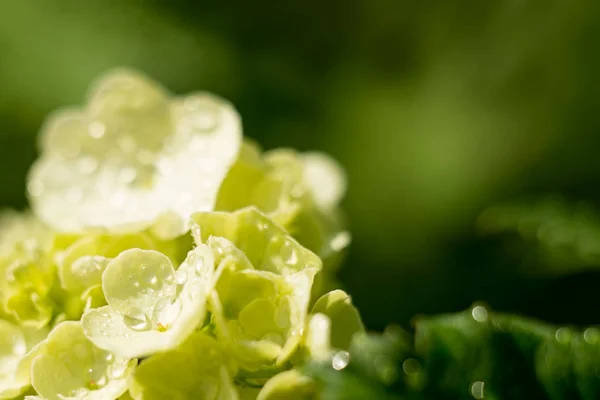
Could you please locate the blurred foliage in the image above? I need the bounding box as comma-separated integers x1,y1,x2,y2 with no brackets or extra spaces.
2,0,600,332
307,305,600,400
479,197,600,274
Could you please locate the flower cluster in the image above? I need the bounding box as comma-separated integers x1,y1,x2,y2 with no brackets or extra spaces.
0,69,363,399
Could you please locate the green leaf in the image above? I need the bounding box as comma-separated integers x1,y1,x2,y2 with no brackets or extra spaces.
478,197,600,274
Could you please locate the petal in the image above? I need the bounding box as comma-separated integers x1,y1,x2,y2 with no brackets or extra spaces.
300,152,347,211
61,255,110,294
31,321,134,400
83,246,214,358
4,290,53,329
82,307,165,359
215,140,266,212
101,249,177,318
311,290,364,351
191,208,322,276
130,331,238,400
305,313,332,361
256,370,317,400
28,69,242,237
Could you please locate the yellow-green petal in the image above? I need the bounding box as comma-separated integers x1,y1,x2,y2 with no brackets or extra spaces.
256,370,317,400
130,331,238,400
312,290,364,351
31,321,135,400
82,246,215,358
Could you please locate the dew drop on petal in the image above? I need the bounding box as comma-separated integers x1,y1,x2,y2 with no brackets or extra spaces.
71,387,89,397
122,308,150,331
160,264,174,282
191,224,201,240
175,269,187,285
107,362,128,380
194,255,205,274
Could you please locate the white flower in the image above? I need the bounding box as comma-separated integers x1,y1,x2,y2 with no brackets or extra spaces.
28,69,242,239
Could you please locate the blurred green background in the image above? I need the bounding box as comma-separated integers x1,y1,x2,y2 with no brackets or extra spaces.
1,0,600,331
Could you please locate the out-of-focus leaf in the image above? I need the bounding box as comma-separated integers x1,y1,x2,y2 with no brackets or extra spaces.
478,197,600,274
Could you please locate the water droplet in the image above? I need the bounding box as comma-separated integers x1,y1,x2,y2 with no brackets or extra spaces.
182,98,219,132
283,242,299,265
108,362,128,379
584,327,600,344
191,224,201,240
470,381,485,399
555,327,572,344
94,375,107,388
153,298,182,328
71,387,89,397
175,269,187,285
105,353,114,362
332,351,350,370
471,306,488,322
257,223,268,232
27,180,44,197
88,121,106,139
11,334,26,356
160,264,175,282
194,255,205,274
122,308,150,331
